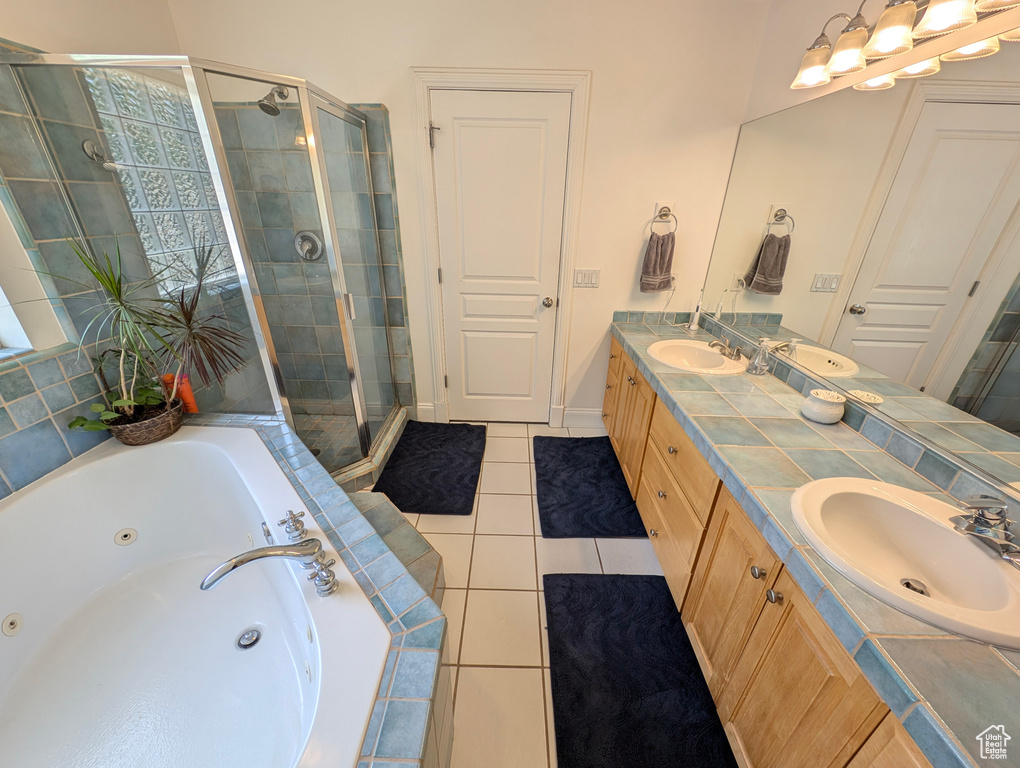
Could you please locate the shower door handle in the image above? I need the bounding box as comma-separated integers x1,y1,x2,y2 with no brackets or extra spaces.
341,292,357,321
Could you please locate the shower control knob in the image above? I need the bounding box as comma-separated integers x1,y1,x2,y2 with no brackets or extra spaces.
543,297,555,308
848,303,867,316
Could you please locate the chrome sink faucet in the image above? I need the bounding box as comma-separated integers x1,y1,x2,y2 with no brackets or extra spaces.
709,339,741,360
200,537,340,596
771,338,802,360
950,496,1020,572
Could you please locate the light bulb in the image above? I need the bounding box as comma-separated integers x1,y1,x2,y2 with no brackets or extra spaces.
894,56,942,77
863,2,917,59
824,25,869,76
791,44,833,89
913,0,978,38
854,73,897,91
941,35,1000,60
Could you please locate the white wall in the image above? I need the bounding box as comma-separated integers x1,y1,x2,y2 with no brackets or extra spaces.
165,0,773,422
3,0,181,54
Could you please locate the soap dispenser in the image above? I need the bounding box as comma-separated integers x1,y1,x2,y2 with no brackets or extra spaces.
747,337,771,376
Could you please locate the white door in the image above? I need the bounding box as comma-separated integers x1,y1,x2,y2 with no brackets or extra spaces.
430,89,571,422
832,102,1020,388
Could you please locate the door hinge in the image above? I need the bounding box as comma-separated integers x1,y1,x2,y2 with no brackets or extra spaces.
968,280,981,297
429,121,441,149
438,267,443,284
444,375,448,389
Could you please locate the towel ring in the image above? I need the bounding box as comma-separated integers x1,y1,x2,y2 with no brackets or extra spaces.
652,206,678,234
769,208,796,234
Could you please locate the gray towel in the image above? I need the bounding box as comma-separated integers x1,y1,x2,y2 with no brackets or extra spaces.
744,233,791,295
640,231,675,293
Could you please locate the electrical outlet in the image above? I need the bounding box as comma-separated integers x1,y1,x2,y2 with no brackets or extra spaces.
730,273,745,291
810,273,842,293
573,269,600,288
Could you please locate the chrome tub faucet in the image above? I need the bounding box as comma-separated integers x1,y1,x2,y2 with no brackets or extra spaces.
200,536,340,596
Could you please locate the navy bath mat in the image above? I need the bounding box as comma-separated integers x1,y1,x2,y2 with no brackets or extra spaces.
533,436,645,538
373,420,486,516
544,574,737,768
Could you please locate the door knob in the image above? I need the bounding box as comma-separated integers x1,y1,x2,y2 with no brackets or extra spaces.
766,589,783,604
543,297,555,308
848,303,867,316
750,565,766,580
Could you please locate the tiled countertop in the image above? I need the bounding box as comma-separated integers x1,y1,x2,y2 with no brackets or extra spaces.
612,320,1020,768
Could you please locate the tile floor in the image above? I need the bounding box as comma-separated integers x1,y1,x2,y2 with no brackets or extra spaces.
293,412,362,473
396,422,664,768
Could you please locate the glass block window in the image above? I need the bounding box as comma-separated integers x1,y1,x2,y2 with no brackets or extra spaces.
83,69,233,294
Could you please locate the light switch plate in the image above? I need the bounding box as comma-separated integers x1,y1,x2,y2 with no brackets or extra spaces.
574,269,600,288
810,273,841,293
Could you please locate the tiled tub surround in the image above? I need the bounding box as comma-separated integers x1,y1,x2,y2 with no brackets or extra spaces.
612,318,1020,768
697,313,1020,496
127,412,450,768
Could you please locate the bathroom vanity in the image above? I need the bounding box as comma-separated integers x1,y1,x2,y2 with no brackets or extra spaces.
602,319,1020,768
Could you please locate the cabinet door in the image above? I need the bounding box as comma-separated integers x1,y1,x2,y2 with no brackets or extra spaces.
649,397,719,523
620,365,654,496
609,355,634,456
683,486,779,698
602,366,620,436
608,335,623,379
718,570,886,768
847,713,933,768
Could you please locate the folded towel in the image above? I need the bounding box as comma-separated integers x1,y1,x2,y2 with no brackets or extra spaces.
640,231,675,293
744,233,791,295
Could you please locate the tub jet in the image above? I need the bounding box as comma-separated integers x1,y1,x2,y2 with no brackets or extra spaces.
237,628,262,649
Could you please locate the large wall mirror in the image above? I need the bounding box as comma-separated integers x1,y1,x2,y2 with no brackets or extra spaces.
703,40,1020,491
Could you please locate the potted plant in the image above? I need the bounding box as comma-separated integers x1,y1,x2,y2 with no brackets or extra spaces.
66,241,247,446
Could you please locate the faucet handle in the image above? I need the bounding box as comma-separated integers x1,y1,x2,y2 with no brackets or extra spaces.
960,496,1008,510
278,510,306,525
308,558,339,596
278,510,307,542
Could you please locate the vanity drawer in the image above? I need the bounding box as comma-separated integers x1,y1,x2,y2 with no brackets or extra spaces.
608,336,623,379
649,398,720,524
637,441,708,604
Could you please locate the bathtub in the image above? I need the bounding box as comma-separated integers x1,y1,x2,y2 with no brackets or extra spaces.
0,426,390,768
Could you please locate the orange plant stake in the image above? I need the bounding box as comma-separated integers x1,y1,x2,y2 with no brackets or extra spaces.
163,373,199,413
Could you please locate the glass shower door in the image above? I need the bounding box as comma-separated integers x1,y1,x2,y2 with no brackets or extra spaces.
313,101,397,442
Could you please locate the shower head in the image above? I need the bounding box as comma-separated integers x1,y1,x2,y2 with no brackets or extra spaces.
257,85,289,117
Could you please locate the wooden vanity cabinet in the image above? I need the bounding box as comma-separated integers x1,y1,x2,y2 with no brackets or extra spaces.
683,486,780,699
846,714,933,768
603,365,620,437
612,353,654,496
717,569,887,768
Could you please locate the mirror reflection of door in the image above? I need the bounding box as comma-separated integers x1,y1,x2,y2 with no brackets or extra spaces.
831,102,1020,396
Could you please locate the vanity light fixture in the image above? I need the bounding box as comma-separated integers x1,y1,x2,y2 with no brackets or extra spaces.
862,0,918,58
825,8,872,76
976,0,1020,10
791,17,845,89
893,55,943,76
1001,25,1020,39
912,0,978,38
853,72,898,89
941,34,1002,57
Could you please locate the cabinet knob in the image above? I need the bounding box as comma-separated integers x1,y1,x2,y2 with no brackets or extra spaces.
602,412,608,418
627,376,634,384
750,565,766,580
667,446,677,455
766,589,783,604
606,384,612,390
657,490,667,499
649,528,659,537
630,379,637,387
610,353,616,359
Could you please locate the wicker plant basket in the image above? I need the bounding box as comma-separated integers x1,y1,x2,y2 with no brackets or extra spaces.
108,399,184,446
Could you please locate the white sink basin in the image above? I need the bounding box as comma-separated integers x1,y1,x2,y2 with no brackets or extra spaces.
782,345,859,378
792,478,1020,648
647,340,745,375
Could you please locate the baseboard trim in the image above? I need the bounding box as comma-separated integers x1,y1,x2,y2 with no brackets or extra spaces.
549,405,565,429
416,403,436,423
563,408,604,428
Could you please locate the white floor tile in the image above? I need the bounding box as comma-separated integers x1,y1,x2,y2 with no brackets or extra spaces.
416,505,477,534
538,589,549,667
451,667,548,768
460,590,542,666
486,423,529,437
596,538,664,576
422,532,474,588
528,424,570,438
567,427,608,438
544,667,558,768
535,538,602,585
470,535,538,590
441,588,467,665
480,462,532,495
476,494,535,535
484,436,531,463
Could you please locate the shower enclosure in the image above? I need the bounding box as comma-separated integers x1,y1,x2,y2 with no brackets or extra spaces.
0,53,400,474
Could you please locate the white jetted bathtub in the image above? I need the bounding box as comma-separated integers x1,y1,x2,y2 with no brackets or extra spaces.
0,426,390,768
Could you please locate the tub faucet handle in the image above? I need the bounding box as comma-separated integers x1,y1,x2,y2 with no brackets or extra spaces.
278,510,307,542
307,557,339,597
